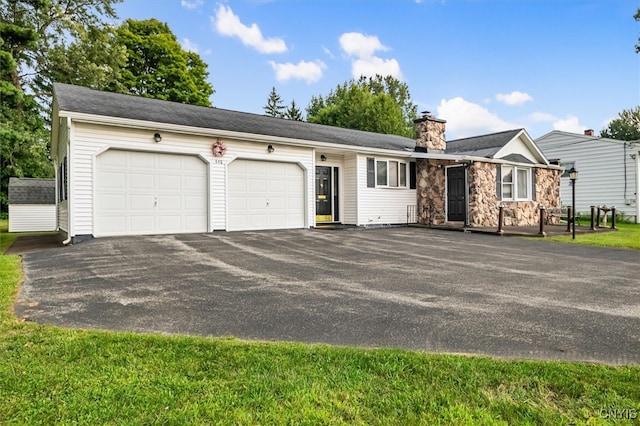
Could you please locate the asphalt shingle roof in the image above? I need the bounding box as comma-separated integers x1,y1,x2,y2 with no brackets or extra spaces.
445,129,522,157
8,178,55,205
53,83,416,152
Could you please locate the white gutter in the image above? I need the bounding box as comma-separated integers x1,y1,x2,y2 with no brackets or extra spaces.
58,110,415,158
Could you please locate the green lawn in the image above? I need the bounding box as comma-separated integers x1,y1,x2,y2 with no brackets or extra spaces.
1,222,639,424
545,222,640,250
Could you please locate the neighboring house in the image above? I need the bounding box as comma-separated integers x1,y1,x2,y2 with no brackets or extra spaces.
51,83,561,242
536,130,640,223
8,177,57,232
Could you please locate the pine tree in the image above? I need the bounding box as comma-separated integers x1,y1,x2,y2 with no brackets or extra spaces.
284,99,303,121
263,86,285,118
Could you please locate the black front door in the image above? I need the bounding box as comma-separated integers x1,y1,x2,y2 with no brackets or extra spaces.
447,166,466,222
315,166,332,222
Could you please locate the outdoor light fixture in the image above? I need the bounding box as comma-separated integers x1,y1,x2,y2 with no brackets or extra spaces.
569,167,578,239
267,144,274,153
153,132,162,143
320,154,327,162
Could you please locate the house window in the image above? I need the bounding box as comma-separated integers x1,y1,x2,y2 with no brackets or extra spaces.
371,159,409,187
376,161,387,186
561,161,575,178
366,157,375,187
501,165,531,200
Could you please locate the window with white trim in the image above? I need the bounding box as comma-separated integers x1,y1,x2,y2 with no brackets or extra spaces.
501,165,531,200
371,159,409,188
561,161,575,178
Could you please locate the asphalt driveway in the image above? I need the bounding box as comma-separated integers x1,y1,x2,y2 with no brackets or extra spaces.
14,227,640,365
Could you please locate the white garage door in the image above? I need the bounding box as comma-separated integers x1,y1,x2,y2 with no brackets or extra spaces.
96,150,207,236
228,160,305,231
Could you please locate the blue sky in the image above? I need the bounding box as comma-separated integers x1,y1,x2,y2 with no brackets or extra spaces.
115,0,639,139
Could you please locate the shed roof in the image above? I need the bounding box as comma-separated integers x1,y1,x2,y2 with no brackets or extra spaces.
8,178,56,205
53,83,415,152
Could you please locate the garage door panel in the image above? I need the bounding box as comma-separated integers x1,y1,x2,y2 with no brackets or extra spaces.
227,159,305,231
98,171,125,189
130,195,154,210
96,150,207,236
130,173,154,190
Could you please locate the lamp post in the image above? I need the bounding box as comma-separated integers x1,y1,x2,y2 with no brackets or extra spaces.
569,167,578,239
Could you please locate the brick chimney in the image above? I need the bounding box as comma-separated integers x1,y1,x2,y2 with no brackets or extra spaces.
584,129,594,136
414,111,447,153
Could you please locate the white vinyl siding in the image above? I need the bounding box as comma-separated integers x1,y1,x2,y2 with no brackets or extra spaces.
8,205,57,232
536,131,639,222
357,154,415,225
56,118,69,233
343,154,358,224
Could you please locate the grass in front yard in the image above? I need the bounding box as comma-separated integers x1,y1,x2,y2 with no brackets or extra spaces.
1,231,639,424
545,222,640,250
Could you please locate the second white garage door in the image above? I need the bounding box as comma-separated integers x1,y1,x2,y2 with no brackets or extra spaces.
95,150,208,236
228,160,305,231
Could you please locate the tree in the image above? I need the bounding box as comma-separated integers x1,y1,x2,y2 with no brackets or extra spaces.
635,8,639,53
1,0,121,95
0,9,53,216
600,107,640,141
34,25,128,98
263,86,285,117
306,75,418,138
111,19,213,106
284,99,303,121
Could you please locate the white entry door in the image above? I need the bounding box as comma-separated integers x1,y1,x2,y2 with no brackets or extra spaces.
227,160,305,231
95,150,207,236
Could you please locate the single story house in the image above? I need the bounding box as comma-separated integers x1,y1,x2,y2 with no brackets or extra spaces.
536,130,640,223
8,177,57,232
51,83,561,242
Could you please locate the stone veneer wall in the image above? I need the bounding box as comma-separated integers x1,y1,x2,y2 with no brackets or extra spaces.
419,160,562,227
415,117,446,152
468,163,562,226
416,159,456,225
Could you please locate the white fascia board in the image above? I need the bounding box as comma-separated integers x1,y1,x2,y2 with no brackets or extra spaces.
59,110,413,158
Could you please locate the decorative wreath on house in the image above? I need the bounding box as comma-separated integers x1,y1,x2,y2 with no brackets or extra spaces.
212,139,227,157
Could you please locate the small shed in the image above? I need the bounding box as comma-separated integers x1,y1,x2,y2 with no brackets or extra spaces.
8,178,57,232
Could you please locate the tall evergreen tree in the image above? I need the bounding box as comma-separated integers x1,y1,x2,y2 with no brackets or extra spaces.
263,86,285,118
284,99,303,121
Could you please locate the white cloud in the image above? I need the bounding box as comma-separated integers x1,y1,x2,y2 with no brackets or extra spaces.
181,38,199,53
352,57,403,80
338,32,403,80
321,45,336,59
552,115,585,134
339,32,388,58
212,4,287,54
181,0,203,10
268,60,326,84
496,91,533,106
437,97,520,139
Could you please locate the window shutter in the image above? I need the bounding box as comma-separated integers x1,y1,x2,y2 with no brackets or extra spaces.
410,162,416,189
366,157,375,188
495,166,502,201
531,169,537,201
